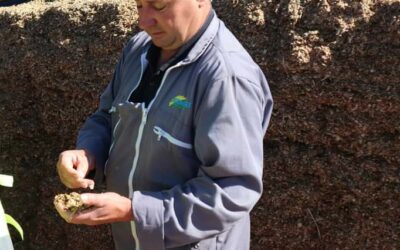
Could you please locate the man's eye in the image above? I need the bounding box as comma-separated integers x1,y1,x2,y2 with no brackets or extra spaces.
153,3,166,11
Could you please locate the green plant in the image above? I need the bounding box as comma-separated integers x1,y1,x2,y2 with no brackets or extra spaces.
0,174,23,250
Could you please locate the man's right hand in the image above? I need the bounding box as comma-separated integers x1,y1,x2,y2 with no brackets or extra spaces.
57,149,95,189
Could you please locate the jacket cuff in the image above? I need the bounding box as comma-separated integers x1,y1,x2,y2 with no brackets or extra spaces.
132,191,165,250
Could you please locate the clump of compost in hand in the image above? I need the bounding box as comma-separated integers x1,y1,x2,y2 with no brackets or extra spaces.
54,192,89,222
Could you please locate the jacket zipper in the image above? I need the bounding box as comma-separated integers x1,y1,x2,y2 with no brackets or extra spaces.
104,118,121,176
105,49,147,177
127,52,148,250
153,126,193,149
128,104,147,250
108,106,116,113
127,54,188,249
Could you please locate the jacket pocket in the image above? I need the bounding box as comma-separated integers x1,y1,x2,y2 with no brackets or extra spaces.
153,126,193,149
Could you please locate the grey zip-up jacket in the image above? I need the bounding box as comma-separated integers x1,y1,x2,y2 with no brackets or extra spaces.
77,13,273,250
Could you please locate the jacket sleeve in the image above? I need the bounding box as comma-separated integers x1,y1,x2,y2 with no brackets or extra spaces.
132,75,273,249
75,53,125,181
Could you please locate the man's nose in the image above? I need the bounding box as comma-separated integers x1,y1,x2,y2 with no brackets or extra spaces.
138,11,157,29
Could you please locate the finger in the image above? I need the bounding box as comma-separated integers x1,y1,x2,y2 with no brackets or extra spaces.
74,155,95,189
58,166,90,189
58,154,80,177
76,178,95,190
61,177,81,189
80,193,102,207
58,172,73,188
75,155,89,178
58,153,90,189
58,167,77,188
69,207,98,225
72,206,111,226
59,167,82,188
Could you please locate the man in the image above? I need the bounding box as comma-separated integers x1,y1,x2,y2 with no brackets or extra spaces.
57,0,273,249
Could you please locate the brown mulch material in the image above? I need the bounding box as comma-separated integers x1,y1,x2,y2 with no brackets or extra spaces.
0,0,399,249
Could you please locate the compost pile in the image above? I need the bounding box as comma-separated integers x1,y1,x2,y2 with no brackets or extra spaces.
0,0,399,249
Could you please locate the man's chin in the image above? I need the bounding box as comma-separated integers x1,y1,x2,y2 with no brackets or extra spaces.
149,36,179,49
150,38,163,47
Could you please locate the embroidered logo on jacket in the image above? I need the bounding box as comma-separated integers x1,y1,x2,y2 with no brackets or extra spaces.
168,95,192,110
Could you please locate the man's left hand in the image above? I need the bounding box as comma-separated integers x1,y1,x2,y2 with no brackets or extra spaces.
70,192,133,225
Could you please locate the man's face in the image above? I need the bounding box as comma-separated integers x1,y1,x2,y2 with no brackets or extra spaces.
135,0,205,51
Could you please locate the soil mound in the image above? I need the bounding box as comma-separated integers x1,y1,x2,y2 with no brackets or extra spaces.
0,0,399,249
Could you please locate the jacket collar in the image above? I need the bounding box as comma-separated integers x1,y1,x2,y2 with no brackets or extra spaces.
140,10,219,66
182,10,219,64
